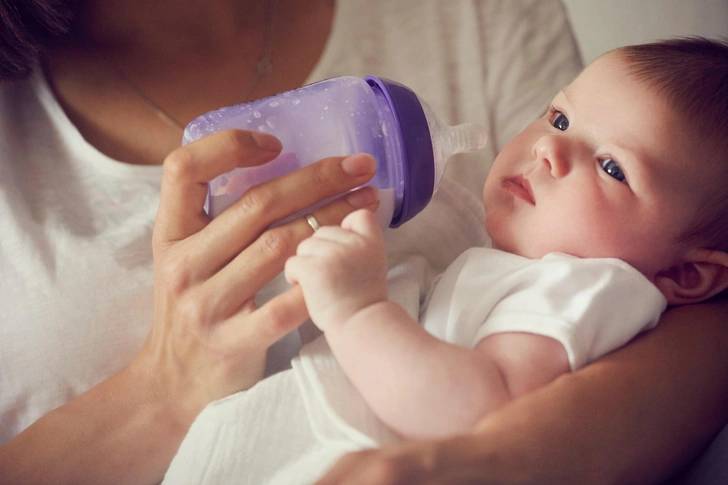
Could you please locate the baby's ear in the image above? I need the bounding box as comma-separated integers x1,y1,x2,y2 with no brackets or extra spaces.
654,248,728,305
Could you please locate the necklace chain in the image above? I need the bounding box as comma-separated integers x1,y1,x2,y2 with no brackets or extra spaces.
110,0,278,133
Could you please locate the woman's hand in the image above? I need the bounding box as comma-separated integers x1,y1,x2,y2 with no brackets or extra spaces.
0,130,381,485
136,129,380,424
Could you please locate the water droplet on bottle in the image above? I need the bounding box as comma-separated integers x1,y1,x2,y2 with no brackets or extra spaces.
292,99,300,105
269,101,280,107
253,111,262,118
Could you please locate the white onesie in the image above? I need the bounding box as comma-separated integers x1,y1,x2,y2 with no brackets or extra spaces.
422,248,667,370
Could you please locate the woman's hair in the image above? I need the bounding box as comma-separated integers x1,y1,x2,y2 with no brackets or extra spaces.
0,0,79,81
617,37,728,252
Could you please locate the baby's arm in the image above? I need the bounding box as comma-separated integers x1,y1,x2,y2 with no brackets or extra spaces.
285,210,569,439
323,304,569,439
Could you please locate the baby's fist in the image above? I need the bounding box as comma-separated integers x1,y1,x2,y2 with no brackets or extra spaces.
284,209,388,330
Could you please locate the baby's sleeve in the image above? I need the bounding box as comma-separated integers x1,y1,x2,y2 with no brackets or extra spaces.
472,254,667,371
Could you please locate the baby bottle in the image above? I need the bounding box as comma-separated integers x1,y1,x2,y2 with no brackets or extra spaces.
182,76,487,228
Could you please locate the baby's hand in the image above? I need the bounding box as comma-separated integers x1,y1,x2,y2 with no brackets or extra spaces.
285,209,388,331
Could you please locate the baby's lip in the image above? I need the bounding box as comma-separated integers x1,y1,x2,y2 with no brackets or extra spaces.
502,174,535,205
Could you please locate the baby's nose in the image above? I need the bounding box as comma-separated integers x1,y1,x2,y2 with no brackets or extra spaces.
533,135,571,178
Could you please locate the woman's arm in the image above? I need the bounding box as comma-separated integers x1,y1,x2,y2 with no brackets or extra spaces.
0,132,379,485
315,295,728,485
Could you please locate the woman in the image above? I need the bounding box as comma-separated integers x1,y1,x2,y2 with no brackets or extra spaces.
0,1,726,484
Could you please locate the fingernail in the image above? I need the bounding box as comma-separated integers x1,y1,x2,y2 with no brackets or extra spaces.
251,131,282,152
347,186,379,208
341,153,376,176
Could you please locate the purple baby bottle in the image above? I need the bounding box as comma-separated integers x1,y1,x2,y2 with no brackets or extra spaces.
182,76,487,228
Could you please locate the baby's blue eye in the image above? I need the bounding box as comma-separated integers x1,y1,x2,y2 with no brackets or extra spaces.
552,113,569,131
600,159,627,183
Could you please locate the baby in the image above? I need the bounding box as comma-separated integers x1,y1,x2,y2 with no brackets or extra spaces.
285,36,728,439
163,37,728,484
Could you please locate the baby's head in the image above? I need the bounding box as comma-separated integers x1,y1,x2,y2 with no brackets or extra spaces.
483,37,728,305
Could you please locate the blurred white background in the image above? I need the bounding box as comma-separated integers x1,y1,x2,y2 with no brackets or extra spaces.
561,0,728,64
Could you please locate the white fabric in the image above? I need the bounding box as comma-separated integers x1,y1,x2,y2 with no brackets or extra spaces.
163,249,665,485
421,249,666,370
0,71,161,443
161,346,393,485
0,0,582,447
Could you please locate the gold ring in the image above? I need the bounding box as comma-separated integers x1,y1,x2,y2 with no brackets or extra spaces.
306,214,321,232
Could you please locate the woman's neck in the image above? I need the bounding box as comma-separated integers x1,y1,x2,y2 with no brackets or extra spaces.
45,0,335,165
79,0,271,62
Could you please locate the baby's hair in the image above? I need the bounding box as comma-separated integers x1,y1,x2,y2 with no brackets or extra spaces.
0,0,79,82
616,37,728,252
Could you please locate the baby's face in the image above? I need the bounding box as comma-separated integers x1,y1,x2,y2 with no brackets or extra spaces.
483,53,710,279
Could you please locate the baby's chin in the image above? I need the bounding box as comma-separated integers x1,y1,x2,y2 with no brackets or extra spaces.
488,239,506,251
488,236,565,260
487,235,521,255
485,220,548,258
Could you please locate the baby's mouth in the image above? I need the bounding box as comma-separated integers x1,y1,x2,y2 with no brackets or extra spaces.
502,174,535,205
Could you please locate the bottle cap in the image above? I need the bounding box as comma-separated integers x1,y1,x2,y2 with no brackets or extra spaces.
365,76,434,228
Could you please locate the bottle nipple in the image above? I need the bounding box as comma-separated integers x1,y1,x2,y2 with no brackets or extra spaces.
446,122,489,155
431,121,488,190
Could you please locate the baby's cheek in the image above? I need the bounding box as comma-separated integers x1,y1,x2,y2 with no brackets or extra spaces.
564,210,632,259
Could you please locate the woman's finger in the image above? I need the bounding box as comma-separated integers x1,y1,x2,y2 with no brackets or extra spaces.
198,153,378,272
315,437,493,485
314,450,371,485
314,444,433,485
202,186,380,319
222,284,309,351
155,130,282,245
